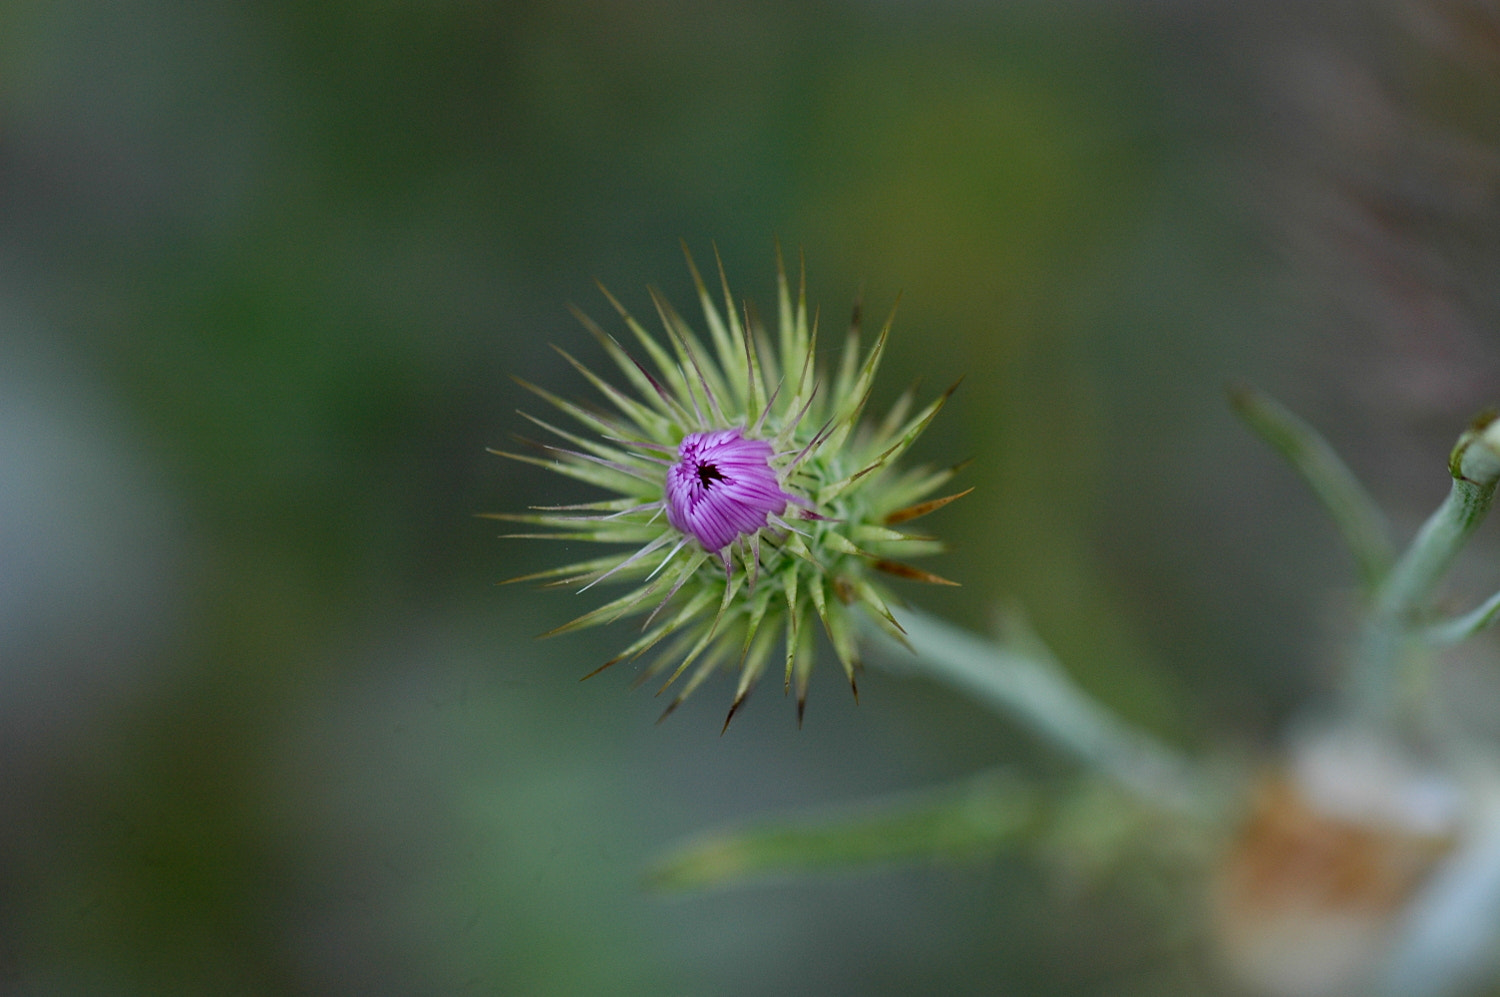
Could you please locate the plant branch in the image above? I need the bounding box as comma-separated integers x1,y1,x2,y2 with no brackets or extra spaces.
1355,416,1500,722
863,606,1209,817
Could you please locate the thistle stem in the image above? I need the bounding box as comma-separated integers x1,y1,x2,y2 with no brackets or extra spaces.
1355,419,1500,725
864,607,1208,816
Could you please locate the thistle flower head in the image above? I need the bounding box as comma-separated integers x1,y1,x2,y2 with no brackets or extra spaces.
492,246,966,728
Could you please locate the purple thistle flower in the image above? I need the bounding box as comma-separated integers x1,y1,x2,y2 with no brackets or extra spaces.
664,429,800,563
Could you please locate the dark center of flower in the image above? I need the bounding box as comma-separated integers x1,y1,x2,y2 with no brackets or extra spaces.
695,461,726,489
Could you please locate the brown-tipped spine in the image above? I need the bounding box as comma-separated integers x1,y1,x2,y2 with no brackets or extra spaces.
884,487,975,526
580,657,621,682
872,560,960,586
721,687,752,735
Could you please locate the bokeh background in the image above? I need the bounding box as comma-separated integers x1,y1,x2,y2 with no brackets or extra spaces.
4,1,1500,994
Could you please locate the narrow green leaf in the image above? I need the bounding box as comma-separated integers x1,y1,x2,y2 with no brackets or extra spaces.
649,286,729,427
877,460,968,513
782,567,800,691
552,345,678,441
498,553,624,586
1427,589,1500,646
516,411,660,473
775,242,796,377
569,306,694,430
822,301,897,452
817,385,951,506
683,242,748,407
816,528,865,558
832,306,861,404
647,769,1038,890
849,524,920,544
512,374,632,441
1230,385,1394,590
823,600,860,681
490,447,652,496
595,282,694,405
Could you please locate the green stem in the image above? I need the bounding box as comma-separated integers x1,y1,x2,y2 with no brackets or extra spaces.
1355,420,1500,723
863,607,1207,816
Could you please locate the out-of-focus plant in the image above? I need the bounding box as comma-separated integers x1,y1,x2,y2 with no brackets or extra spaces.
496,248,1500,997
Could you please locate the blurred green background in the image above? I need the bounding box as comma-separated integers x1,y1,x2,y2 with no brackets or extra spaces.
4,1,1499,994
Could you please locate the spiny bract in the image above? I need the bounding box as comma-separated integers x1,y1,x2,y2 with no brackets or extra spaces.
490,247,967,729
